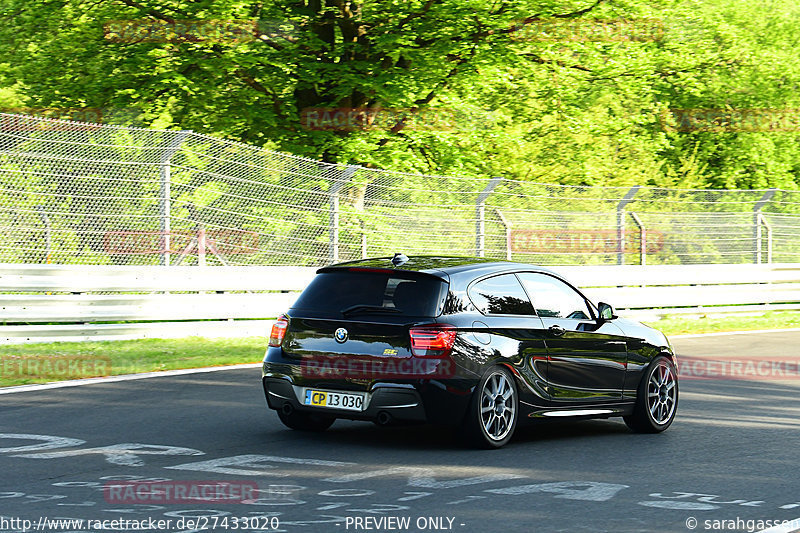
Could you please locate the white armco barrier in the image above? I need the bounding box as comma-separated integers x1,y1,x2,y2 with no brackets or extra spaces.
0,264,316,344
1,263,800,343
557,263,800,320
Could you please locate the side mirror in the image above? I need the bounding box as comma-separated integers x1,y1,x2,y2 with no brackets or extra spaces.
598,302,616,321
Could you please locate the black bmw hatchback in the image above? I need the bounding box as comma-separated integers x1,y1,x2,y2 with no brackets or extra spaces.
262,255,678,448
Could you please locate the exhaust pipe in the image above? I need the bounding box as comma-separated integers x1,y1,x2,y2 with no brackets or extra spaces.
281,403,294,416
376,411,392,426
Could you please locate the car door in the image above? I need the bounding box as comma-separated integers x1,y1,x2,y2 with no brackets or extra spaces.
516,272,628,402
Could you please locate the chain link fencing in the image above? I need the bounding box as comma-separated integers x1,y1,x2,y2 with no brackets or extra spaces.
2,112,800,267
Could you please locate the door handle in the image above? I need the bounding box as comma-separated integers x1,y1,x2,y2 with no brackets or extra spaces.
549,325,566,337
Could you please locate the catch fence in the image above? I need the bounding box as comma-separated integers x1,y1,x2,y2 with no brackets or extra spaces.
2,112,799,267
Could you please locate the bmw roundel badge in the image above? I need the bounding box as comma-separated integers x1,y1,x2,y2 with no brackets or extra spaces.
334,327,348,343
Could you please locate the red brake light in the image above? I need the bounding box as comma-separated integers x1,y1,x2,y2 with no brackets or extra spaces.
269,315,289,347
409,324,457,357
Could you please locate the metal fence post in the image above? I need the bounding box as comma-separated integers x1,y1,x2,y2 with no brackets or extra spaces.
616,186,640,265
753,189,776,264
629,211,646,266
159,131,191,266
475,177,503,257
495,209,513,261
756,213,773,264
329,165,357,264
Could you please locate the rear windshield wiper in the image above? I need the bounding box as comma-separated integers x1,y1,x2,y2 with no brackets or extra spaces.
340,304,402,316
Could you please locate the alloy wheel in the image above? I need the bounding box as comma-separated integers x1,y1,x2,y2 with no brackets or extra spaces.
480,371,517,441
647,361,677,425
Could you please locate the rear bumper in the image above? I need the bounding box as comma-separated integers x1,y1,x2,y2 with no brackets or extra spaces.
262,371,474,425
263,376,429,423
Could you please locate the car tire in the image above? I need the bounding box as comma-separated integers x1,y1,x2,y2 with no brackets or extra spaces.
624,355,678,433
277,409,335,432
460,366,519,449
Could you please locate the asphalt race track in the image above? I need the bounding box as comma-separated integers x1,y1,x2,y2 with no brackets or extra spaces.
2,331,800,533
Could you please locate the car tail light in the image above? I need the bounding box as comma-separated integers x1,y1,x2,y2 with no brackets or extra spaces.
409,324,457,357
269,315,289,347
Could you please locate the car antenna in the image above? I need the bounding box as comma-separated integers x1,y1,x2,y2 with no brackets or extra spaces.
391,253,409,267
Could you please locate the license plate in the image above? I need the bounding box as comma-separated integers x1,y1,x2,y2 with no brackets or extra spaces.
304,389,365,411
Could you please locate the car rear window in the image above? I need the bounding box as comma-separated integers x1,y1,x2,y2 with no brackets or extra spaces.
291,270,447,318
468,273,535,316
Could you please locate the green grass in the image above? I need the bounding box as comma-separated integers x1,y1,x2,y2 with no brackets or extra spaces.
0,337,266,387
644,311,800,336
2,311,800,388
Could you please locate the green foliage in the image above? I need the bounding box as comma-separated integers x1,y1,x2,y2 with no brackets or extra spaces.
1,0,800,187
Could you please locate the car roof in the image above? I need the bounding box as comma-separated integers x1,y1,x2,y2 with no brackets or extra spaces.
318,255,561,279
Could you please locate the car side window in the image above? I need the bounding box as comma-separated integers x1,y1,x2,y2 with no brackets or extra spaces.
468,274,535,316
517,273,592,320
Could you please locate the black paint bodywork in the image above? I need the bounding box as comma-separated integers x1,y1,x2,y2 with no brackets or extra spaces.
262,256,675,427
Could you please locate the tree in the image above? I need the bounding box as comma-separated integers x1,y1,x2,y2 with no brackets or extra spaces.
2,0,800,189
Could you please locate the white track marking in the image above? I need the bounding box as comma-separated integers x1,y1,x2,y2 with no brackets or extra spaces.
17,443,204,466
0,363,262,395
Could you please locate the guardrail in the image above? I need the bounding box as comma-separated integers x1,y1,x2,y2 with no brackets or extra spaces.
2,263,800,344
0,264,316,344
560,263,800,320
